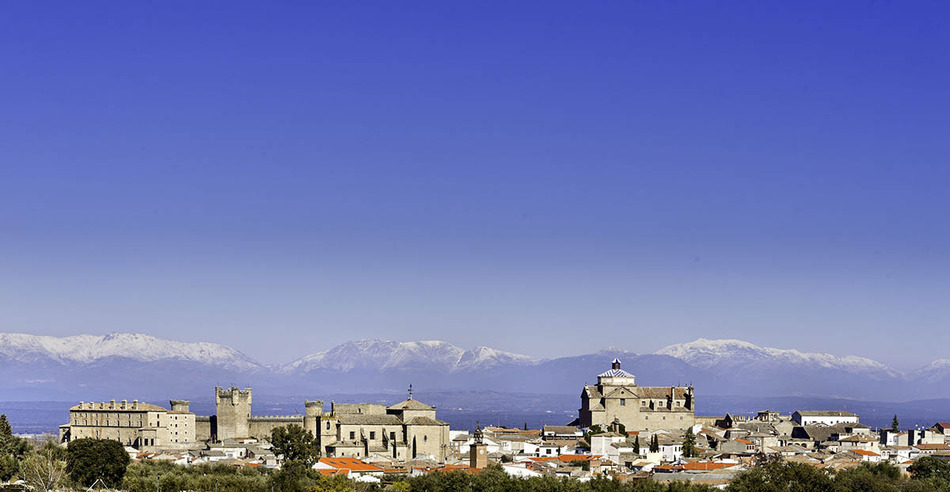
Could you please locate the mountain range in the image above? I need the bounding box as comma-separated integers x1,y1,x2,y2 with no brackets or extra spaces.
0,332,945,402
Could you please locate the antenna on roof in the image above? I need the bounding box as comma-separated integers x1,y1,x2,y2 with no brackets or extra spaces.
408,383,413,400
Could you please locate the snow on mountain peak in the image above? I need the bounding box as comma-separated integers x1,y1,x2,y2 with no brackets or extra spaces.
656,338,901,378
0,332,262,371
283,339,539,373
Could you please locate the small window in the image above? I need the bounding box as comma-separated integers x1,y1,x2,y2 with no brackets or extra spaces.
349,431,355,440
370,431,376,440
390,432,396,441
620,399,626,406
641,401,646,407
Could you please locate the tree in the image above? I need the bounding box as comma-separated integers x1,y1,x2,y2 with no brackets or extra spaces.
0,454,17,483
908,456,950,481
65,438,130,488
270,424,319,467
682,428,698,458
633,435,640,455
833,462,903,491
649,434,659,453
891,414,900,431
19,441,66,492
727,460,836,492
0,414,29,482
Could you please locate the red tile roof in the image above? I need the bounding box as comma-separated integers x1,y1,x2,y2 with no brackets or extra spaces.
317,457,382,472
682,461,739,471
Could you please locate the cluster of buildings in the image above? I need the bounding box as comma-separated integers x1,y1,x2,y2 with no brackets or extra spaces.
57,359,950,485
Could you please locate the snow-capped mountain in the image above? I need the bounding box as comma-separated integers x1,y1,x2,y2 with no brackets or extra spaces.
0,332,262,371
909,359,950,384
1,332,946,401
283,339,539,373
656,338,901,379
654,338,915,399
0,332,265,399
455,346,539,371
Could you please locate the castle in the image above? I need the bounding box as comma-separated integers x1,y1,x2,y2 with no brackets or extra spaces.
62,386,451,461
199,386,450,462
578,359,696,432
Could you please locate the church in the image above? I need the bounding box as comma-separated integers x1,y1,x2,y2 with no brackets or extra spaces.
578,359,695,432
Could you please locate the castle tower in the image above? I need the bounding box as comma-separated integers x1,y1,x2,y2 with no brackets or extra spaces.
304,400,323,437
170,400,190,413
215,387,252,441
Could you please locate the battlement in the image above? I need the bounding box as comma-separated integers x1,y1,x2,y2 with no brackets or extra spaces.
169,400,191,412
249,415,303,421
215,386,252,404
305,400,324,408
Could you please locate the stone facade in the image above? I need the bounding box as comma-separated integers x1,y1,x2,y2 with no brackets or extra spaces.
314,398,450,462
204,387,451,462
60,399,196,451
213,386,252,441
579,359,695,432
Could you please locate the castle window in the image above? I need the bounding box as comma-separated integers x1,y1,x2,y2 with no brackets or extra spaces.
641,401,646,406
620,399,625,406
327,422,331,430
349,431,356,440
391,432,396,441
370,431,376,440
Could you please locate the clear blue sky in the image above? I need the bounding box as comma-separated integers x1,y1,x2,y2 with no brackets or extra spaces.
1,1,947,369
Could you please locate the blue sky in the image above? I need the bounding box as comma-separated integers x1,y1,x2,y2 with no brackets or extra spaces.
1,1,947,368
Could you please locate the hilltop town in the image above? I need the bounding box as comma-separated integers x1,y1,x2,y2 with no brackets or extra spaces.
40,358,950,488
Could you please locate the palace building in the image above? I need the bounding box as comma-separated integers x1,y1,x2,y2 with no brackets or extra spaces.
60,399,196,451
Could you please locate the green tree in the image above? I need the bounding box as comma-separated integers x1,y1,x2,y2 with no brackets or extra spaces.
727,460,835,492
0,454,18,483
682,428,698,458
0,414,29,482
270,424,320,466
833,461,904,491
632,435,640,455
65,438,130,488
891,414,900,431
649,434,659,453
908,456,950,481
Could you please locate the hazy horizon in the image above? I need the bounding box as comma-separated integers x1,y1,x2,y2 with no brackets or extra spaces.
2,2,947,371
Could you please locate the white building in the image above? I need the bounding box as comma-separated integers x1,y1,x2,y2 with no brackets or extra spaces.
792,411,859,426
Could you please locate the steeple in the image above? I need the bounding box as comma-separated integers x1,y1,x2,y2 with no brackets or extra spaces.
612,358,621,370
